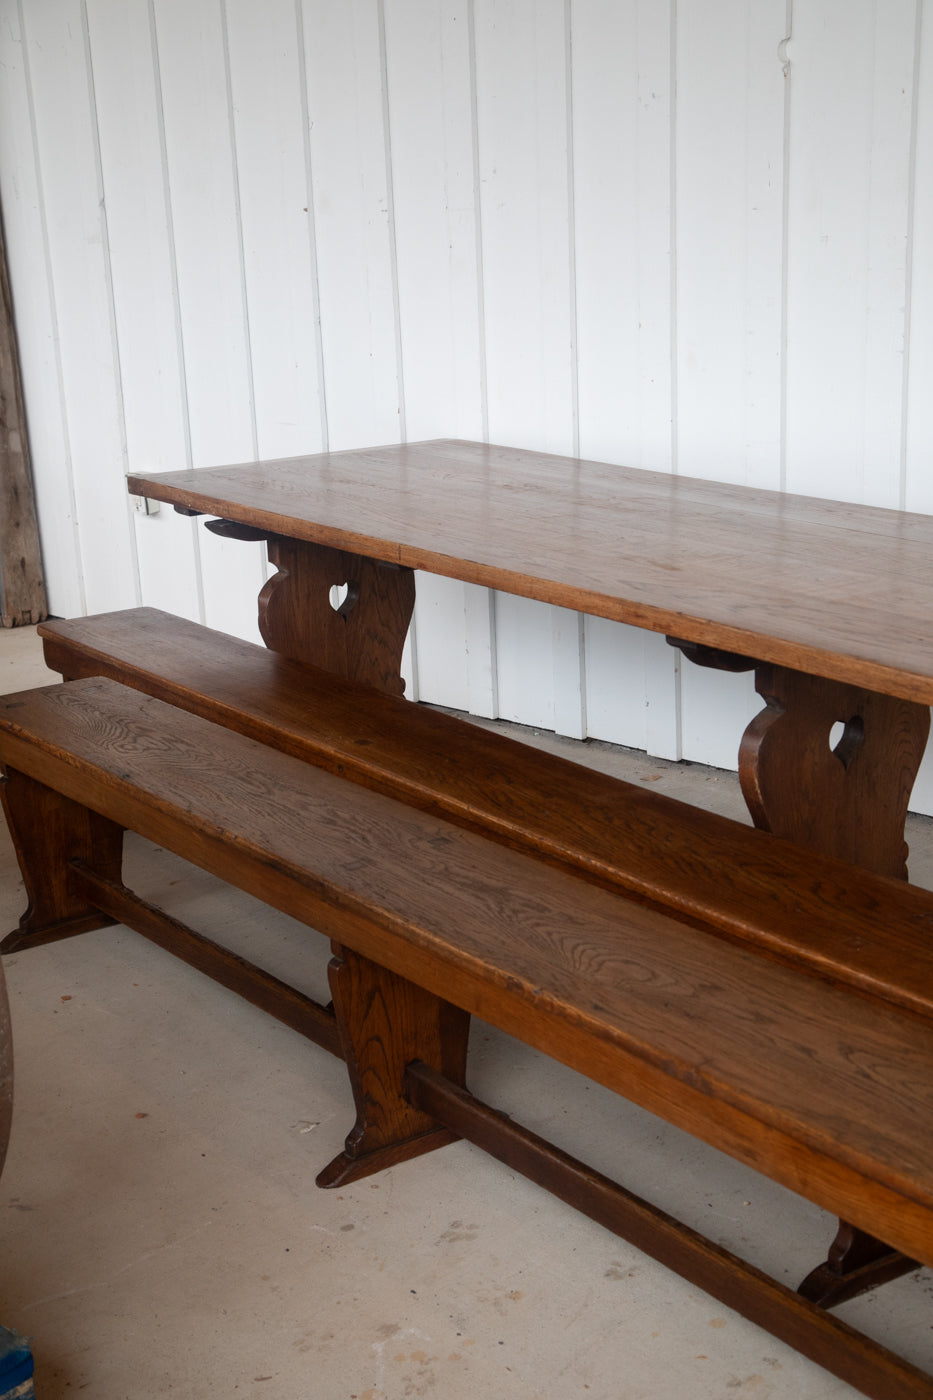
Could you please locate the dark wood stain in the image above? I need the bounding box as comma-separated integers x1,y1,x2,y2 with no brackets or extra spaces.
128,439,933,703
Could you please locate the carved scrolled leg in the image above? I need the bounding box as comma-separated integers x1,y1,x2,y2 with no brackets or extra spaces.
316,945,471,1189
258,537,415,696
0,768,123,952
739,664,930,878
739,663,931,1304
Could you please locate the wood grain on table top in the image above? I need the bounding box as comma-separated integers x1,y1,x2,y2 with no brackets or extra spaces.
128,439,933,704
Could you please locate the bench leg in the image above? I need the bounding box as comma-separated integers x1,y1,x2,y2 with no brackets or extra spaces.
0,768,123,953
317,945,470,1189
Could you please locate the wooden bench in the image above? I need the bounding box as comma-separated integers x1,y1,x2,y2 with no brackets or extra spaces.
3,674,933,1396
34,609,933,1022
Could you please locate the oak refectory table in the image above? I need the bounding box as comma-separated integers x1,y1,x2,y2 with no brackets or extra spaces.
4,439,933,1397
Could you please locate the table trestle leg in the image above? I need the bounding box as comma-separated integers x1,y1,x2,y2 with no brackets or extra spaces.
739,663,931,1305
259,537,416,697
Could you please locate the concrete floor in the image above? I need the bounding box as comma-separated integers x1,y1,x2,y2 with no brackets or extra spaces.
1,624,933,1399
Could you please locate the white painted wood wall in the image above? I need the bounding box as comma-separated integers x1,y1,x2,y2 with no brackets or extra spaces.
1,0,932,812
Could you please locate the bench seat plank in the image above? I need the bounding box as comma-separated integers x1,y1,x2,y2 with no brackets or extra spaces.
3,677,933,1266
40,609,933,1020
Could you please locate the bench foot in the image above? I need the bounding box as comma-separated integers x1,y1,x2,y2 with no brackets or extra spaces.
797,1221,920,1309
318,946,469,1187
0,768,123,951
316,1124,461,1188
1,910,119,955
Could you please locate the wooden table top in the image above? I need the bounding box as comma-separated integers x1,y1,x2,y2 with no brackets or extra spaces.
128,439,933,705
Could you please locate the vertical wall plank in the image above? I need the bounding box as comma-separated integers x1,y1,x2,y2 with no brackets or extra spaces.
382,0,486,709
860,2,921,501
474,0,573,453
408,572,470,710
464,580,498,718
584,620,683,761
21,0,138,616
300,0,401,452
383,0,483,441
905,1,932,515
153,0,254,469
680,664,761,775
676,0,785,490
153,0,265,639
0,0,83,617
474,0,579,732
674,0,786,768
785,0,917,506
904,2,933,816
225,0,325,461
572,0,673,472
87,0,201,622
551,603,586,740
572,0,680,755
494,591,556,730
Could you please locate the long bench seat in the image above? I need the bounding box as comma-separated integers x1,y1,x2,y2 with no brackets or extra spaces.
2,676,933,1397
36,609,933,1021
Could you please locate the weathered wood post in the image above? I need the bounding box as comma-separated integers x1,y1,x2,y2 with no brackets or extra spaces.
0,208,47,629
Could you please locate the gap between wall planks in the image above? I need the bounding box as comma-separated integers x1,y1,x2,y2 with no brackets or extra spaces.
0,209,47,629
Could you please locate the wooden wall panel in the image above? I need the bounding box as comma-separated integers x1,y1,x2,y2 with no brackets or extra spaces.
152,0,264,640
494,590,558,731
226,0,326,463
572,0,673,472
571,0,680,756
675,0,787,773
904,3,933,815
784,0,918,506
675,0,785,492
86,0,201,623
299,0,401,453
905,1,933,517
382,0,485,711
0,0,930,810
473,0,584,735
473,0,573,455
21,0,137,616
383,0,484,443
